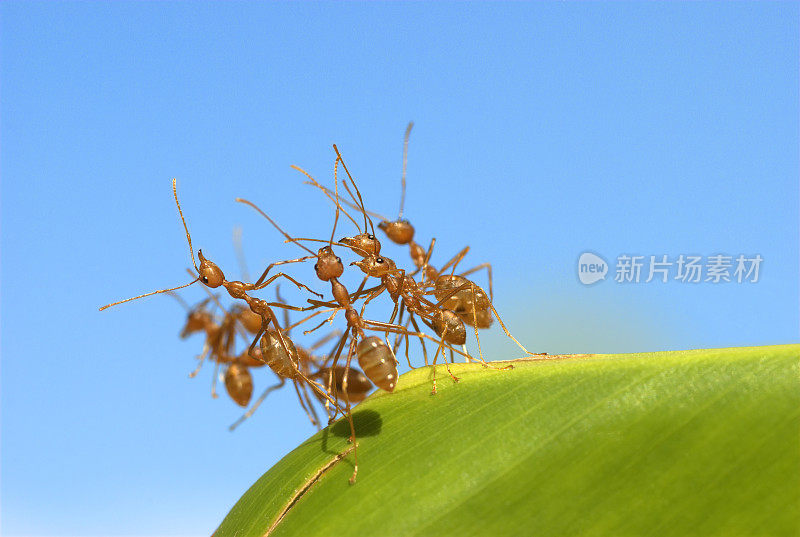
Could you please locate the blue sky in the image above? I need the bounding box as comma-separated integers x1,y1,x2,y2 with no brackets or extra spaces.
1,2,797,535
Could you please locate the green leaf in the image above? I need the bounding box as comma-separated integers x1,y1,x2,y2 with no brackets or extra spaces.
215,345,800,537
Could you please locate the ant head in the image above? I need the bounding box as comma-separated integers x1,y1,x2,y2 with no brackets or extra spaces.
351,254,395,277
197,250,225,288
338,233,381,256
378,219,415,245
180,309,212,338
314,246,344,281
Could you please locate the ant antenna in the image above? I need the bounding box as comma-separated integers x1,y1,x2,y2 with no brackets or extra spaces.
330,156,341,247
232,226,251,282
303,179,363,231
304,180,388,223
400,121,413,219
99,277,200,311
284,237,370,258
235,198,317,256
99,179,203,312
173,178,199,273
332,144,376,236
292,164,363,233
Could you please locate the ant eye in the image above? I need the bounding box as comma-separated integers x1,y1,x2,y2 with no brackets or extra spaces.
368,234,375,240
336,257,342,263
314,263,319,271
201,277,209,284
376,257,384,264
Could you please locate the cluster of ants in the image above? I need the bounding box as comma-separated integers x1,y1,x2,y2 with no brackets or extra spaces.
101,124,535,483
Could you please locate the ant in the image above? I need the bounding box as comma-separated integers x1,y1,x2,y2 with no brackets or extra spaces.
301,146,485,393
237,156,437,483
229,286,362,431
99,179,346,422
311,129,534,367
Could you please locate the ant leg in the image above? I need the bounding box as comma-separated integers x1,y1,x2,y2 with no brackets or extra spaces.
274,286,291,335
294,343,321,426
253,255,316,287
267,305,343,413
295,368,344,415
341,337,359,485
306,299,343,310
443,352,460,383
415,237,438,286
361,319,424,336
247,327,266,362
358,285,388,316
457,290,513,371
303,310,341,337
384,299,402,343
293,379,319,427
309,330,343,352
189,343,212,378
405,331,476,363
303,381,322,427
486,300,535,357
326,328,352,422
211,361,221,399
438,246,471,276
425,281,512,366
470,287,485,364
430,329,448,395
408,314,429,366
188,358,205,378
229,378,286,431
285,308,334,332
392,301,407,354
254,272,322,298
319,367,335,421
349,275,371,299
432,326,459,385
350,282,383,302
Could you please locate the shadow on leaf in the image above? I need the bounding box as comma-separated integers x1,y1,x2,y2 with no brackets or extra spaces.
331,409,383,438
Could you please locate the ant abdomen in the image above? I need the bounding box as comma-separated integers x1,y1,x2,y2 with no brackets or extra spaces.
378,220,414,245
323,365,373,403
458,307,494,329
236,308,262,334
434,275,490,310
259,330,300,379
224,363,253,407
430,309,467,345
356,336,398,392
